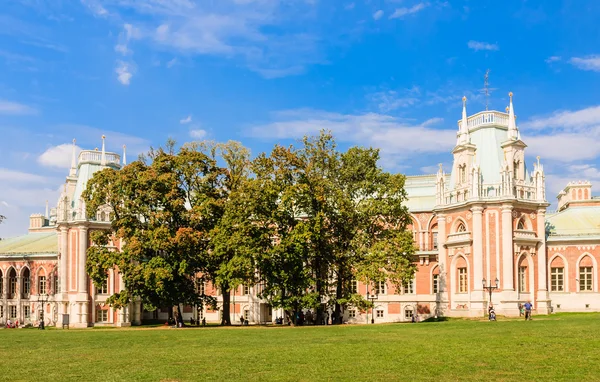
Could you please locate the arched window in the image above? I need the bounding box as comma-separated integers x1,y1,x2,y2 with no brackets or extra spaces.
517,218,525,230
8,268,17,298
550,256,565,292
517,256,528,293
579,255,594,292
432,266,440,294
22,268,31,298
100,211,106,221
513,161,520,180
431,224,438,250
456,256,468,293
584,189,589,199
38,268,47,295
457,222,466,233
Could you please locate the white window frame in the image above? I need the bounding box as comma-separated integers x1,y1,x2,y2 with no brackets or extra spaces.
376,310,384,318
550,267,564,292
458,267,468,293
580,267,593,292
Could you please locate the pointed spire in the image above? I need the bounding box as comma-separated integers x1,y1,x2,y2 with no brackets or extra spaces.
101,135,106,166
45,200,49,219
122,145,127,166
507,92,518,140
458,96,469,145
69,139,77,177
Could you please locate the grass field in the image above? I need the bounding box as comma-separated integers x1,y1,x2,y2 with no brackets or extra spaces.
1,313,600,381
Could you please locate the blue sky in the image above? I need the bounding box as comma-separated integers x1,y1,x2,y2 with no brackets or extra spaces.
1,0,600,236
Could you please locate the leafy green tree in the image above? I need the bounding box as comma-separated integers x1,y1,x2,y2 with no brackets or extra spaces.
246,131,416,325
244,144,319,325
189,140,256,325
83,141,223,320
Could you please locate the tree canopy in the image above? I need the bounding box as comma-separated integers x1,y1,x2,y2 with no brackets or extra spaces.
83,131,417,325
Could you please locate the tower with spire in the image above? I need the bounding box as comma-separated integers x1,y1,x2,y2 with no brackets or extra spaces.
434,92,551,318
51,136,140,328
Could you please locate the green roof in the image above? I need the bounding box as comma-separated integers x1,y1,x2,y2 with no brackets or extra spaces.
0,232,58,256
547,206,600,237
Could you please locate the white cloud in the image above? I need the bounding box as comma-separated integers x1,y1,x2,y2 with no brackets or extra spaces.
467,40,499,51
522,105,600,131
0,100,37,115
344,3,355,10
180,115,192,124
190,129,207,139
80,0,109,17
545,56,561,63
373,10,384,20
0,168,47,183
249,109,456,161
90,0,326,78
115,60,134,85
368,89,419,112
569,55,600,72
389,3,429,19
37,143,82,169
522,105,600,162
166,57,178,68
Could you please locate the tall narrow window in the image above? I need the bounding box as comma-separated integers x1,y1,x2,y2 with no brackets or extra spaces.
403,279,414,294
98,279,108,295
579,267,593,291
432,231,438,250
514,161,519,180
38,276,47,295
458,268,468,293
243,285,250,295
9,270,17,299
375,281,386,295
550,267,564,292
0,272,3,296
23,305,31,319
433,274,439,294
350,279,358,294
195,279,205,295
22,268,30,298
518,266,527,292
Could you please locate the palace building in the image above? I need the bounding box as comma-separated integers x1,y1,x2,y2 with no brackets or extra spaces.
1,94,599,327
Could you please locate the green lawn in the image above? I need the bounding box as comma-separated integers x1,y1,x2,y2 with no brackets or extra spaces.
1,313,600,381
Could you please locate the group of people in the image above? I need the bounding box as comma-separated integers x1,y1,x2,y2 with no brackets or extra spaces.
488,301,533,321
4,319,18,328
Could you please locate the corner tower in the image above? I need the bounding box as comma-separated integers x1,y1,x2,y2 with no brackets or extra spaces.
435,93,550,318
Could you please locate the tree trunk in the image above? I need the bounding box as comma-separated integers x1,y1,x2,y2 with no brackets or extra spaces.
334,275,343,325
221,288,232,326
177,304,184,327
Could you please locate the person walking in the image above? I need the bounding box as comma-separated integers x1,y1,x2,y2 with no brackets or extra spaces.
524,301,533,320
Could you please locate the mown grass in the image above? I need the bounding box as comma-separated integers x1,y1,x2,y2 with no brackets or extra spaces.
1,313,599,381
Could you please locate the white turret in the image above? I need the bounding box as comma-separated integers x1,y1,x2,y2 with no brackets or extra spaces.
533,156,545,201
507,92,518,140
101,135,107,166
436,163,445,205
69,139,77,177
457,96,469,145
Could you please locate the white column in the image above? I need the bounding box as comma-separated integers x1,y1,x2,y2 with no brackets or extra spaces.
60,227,68,293
501,205,514,291
472,206,484,291
536,208,550,313
78,227,88,293
436,213,448,315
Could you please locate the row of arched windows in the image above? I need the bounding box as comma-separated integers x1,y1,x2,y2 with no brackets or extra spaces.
0,267,54,298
